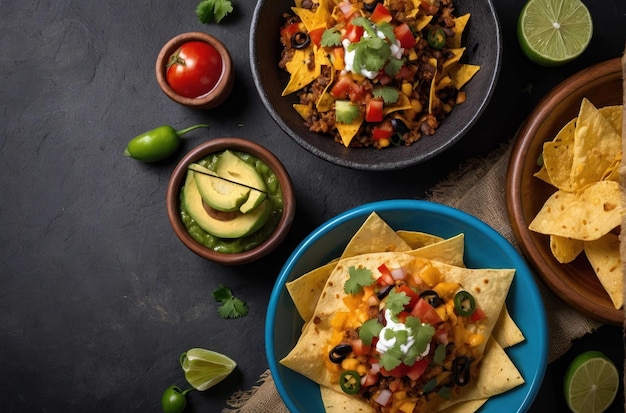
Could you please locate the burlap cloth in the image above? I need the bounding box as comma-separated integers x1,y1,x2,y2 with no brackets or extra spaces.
222,136,619,412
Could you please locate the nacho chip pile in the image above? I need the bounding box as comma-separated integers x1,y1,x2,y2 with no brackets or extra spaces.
281,213,525,413
529,99,623,309
279,0,480,148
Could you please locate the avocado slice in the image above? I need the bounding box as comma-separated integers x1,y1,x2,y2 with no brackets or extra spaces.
215,151,268,213
183,171,271,239
190,163,251,212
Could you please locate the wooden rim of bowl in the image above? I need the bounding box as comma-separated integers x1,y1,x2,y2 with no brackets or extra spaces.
156,32,234,110
506,57,623,325
166,138,295,265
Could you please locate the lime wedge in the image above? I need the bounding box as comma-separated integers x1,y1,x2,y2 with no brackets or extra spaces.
564,351,619,413
180,348,237,391
517,0,592,66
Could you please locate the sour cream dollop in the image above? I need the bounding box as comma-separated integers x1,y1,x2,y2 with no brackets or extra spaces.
342,30,404,79
375,309,430,358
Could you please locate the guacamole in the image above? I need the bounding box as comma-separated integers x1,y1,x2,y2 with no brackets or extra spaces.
180,150,284,254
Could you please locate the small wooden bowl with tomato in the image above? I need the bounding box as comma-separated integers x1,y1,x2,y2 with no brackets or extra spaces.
156,32,235,110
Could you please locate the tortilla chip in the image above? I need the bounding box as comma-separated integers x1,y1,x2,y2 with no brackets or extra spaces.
540,118,576,191
449,14,470,49
528,181,621,241
383,93,412,115
570,99,622,190
292,0,331,31
584,233,623,309
428,57,439,114
281,253,516,411
491,306,525,348
449,64,480,90
340,213,412,258
549,235,584,264
407,233,465,268
336,117,364,147
396,230,444,248
598,105,623,135
437,337,524,411
293,103,313,119
282,47,324,96
442,48,465,69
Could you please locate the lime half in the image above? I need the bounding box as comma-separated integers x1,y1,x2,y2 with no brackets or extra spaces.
564,351,619,413
180,348,237,391
517,0,593,67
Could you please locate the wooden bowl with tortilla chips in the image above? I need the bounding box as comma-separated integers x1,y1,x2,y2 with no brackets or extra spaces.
266,200,547,413
506,57,623,325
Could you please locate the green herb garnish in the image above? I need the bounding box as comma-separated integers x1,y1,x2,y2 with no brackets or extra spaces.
386,288,411,315
359,319,383,345
213,285,248,319
373,86,400,104
344,266,375,294
196,0,233,24
321,28,342,47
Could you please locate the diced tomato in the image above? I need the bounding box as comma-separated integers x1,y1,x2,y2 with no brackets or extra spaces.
396,64,418,81
331,74,354,98
419,1,439,15
377,264,395,286
343,21,364,43
308,27,325,47
469,307,487,322
410,298,443,325
380,363,409,378
372,125,394,140
406,357,430,380
376,72,393,86
433,328,449,345
347,82,367,103
281,22,303,45
361,373,379,387
395,285,419,310
365,99,384,122
394,23,416,49
351,338,371,357
370,3,393,23
397,310,410,323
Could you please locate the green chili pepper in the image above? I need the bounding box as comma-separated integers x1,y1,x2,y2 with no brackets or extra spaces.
339,370,361,394
161,385,193,413
427,27,446,50
453,291,476,316
124,124,209,162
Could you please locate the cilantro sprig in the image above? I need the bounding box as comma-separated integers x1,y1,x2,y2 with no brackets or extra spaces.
196,0,233,24
213,285,248,319
344,266,375,294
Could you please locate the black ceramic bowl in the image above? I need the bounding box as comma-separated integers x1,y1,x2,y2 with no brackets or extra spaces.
250,0,502,171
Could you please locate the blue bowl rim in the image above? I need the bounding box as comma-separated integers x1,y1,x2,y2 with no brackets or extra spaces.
265,199,548,412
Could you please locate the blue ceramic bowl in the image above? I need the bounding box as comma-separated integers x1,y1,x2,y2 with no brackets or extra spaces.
266,200,547,412
250,1,502,170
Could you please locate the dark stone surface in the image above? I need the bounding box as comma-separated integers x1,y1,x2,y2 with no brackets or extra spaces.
0,1,623,412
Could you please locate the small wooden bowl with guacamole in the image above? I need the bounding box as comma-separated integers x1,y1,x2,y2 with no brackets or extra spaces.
166,138,295,265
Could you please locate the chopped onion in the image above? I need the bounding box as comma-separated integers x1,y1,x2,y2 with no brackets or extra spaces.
368,361,380,374
374,389,392,406
390,267,405,280
338,1,353,15
365,294,379,307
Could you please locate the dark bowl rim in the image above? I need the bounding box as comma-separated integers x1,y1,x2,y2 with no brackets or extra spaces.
249,0,503,171
166,137,296,265
505,57,623,325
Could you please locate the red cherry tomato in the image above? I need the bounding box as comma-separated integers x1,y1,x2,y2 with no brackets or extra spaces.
166,41,223,98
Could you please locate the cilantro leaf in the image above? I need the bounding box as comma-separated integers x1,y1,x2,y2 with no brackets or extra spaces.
405,316,435,354
385,288,410,315
213,285,248,319
433,343,447,364
377,22,396,43
380,347,402,370
321,28,342,47
373,86,400,104
384,57,403,77
335,100,361,124
359,319,383,345
196,0,233,24
344,266,375,294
